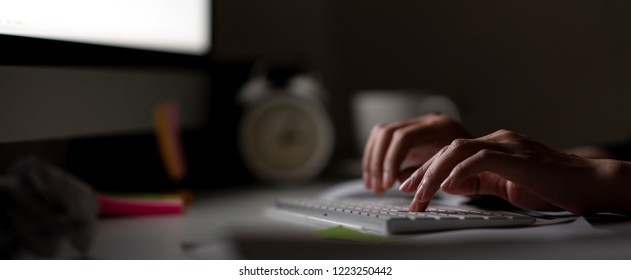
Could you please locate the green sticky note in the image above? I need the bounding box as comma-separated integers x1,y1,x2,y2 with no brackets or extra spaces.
316,226,393,243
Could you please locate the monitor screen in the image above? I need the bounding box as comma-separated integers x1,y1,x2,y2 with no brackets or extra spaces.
0,0,215,190
0,0,212,144
0,0,210,55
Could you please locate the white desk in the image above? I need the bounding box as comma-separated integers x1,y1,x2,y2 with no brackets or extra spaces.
86,180,631,259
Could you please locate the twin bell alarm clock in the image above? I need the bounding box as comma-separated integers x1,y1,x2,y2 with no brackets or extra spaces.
236,56,335,184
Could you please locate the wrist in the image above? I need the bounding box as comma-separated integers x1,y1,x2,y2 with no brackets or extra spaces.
593,159,631,214
563,146,614,159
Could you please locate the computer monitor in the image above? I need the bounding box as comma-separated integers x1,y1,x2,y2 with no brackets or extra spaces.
0,0,210,55
0,0,211,143
0,1,215,189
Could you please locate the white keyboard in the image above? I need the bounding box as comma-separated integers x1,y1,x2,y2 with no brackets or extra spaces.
276,197,536,234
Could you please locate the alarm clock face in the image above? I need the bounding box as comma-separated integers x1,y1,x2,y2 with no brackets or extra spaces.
239,95,334,183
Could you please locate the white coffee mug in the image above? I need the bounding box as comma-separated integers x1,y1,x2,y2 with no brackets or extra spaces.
352,89,461,156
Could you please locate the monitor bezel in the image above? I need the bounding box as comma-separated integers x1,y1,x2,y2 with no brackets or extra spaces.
0,34,211,68
0,1,214,68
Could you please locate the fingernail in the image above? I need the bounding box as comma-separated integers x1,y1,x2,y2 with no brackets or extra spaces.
372,177,381,190
410,200,425,212
399,179,410,191
382,172,391,189
441,176,454,190
363,172,370,188
409,200,418,212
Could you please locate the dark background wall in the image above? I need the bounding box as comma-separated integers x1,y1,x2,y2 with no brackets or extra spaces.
212,0,631,161
2,0,630,188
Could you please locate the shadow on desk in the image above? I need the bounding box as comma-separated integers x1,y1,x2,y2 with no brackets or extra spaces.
230,230,631,260
181,214,631,260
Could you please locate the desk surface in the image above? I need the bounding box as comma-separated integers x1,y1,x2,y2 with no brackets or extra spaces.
86,180,631,260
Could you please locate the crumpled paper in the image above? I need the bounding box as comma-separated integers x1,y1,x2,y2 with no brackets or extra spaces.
0,156,98,258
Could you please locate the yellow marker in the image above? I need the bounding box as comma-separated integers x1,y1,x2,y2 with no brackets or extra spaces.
154,100,187,182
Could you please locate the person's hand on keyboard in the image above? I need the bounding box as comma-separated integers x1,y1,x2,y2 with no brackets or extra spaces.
362,113,469,195
364,113,631,214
